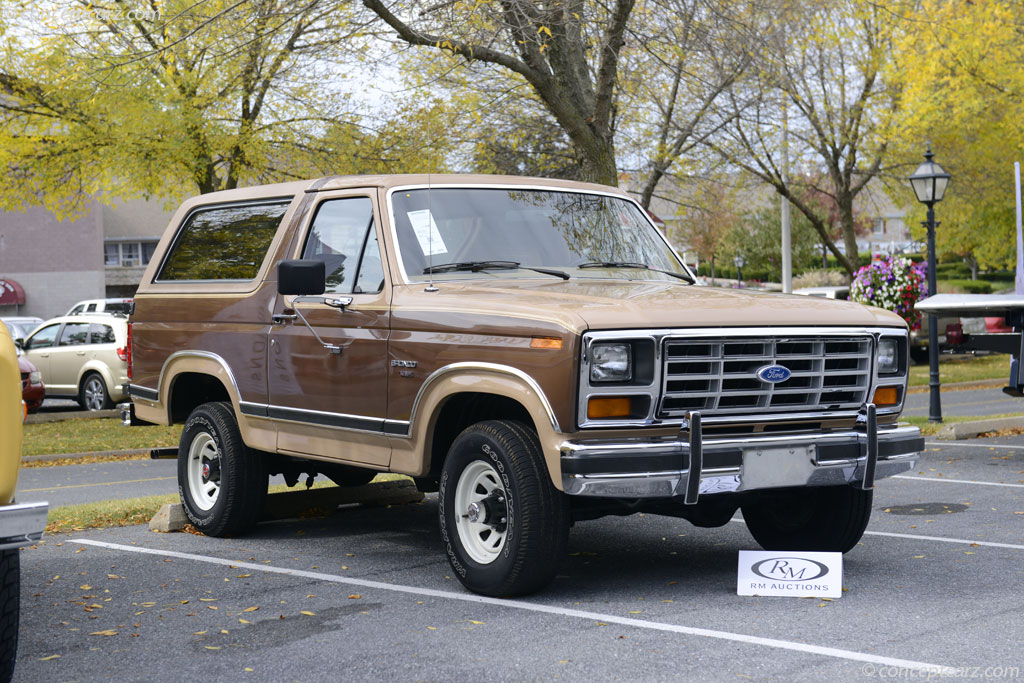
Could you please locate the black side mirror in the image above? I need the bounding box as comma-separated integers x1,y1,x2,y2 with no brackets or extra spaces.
278,260,326,296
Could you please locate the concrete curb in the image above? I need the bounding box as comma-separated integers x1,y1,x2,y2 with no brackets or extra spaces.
26,409,119,424
150,480,425,532
934,416,1024,440
22,448,151,464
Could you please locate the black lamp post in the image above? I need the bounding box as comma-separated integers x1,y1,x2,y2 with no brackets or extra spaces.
734,254,746,287
908,145,951,423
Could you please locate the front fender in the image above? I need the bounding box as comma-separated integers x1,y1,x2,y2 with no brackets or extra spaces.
389,363,566,489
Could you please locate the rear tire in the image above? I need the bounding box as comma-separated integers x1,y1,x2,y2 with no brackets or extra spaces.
741,485,873,553
439,420,569,597
178,402,267,537
78,372,111,411
0,549,20,683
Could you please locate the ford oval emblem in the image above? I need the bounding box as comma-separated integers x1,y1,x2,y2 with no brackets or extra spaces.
756,364,792,384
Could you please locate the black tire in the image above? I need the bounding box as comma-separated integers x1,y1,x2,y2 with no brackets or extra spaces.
78,372,112,411
178,402,268,537
0,549,20,683
741,485,873,553
439,420,569,597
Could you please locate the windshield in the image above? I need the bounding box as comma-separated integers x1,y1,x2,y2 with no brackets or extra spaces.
390,188,688,281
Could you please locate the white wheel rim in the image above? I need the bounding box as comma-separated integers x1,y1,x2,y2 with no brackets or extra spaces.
454,460,508,564
187,432,220,511
84,377,105,410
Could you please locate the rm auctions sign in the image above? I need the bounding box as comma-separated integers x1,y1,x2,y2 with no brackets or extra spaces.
737,550,843,598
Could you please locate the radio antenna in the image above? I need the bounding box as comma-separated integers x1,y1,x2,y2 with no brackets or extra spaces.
424,105,438,293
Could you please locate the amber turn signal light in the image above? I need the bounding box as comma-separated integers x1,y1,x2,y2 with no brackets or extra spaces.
587,397,632,419
872,386,899,406
530,337,563,350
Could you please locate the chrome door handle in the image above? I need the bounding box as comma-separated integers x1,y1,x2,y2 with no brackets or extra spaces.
325,297,353,310
271,314,298,325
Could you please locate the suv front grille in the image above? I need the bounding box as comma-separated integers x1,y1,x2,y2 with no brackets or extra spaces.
658,336,872,417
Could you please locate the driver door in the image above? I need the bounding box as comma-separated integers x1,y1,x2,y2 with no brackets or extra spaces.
267,191,391,467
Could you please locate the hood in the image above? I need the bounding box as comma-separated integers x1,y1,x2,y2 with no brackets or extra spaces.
411,277,907,332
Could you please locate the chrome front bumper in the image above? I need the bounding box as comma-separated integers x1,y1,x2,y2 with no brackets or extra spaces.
560,406,922,499
0,501,48,550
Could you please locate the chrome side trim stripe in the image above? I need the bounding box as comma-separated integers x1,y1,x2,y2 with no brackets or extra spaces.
240,401,411,436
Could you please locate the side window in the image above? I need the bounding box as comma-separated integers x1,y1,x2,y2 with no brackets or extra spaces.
86,303,97,312
69,305,83,315
25,324,59,350
158,201,291,281
59,323,90,346
89,324,116,344
302,197,383,294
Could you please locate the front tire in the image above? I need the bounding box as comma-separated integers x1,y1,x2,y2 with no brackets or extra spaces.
0,549,20,683
178,402,267,537
741,485,873,553
439,420,569,597
78,372,111,411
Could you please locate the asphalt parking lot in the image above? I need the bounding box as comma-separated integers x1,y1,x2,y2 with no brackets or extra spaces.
12,438,1023,682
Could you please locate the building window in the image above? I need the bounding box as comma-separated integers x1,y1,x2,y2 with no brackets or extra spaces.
104,241,159,267
873,218,884,235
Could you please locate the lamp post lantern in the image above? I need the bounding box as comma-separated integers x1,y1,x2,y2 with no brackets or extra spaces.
734,254,746,288
908,145,951,423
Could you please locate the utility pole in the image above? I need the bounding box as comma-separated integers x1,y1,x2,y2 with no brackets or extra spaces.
781,101,792,293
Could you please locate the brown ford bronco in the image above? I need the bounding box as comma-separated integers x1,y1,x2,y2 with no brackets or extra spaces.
123,174,922,596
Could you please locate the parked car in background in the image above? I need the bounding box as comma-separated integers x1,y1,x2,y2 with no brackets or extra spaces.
21,314,128,410
1,318,43,346
65,298,132,316
793,285,850,300
0,323,48,680
14,347,44,413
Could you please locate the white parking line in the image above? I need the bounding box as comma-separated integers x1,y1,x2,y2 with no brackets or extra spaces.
862,531,1024,550
71,538,954,674
892,475,1024,489
727,519,1024,551
925,441,1024,450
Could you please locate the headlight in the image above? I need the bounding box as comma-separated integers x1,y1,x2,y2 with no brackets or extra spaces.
878,339,899,374
29,371,42,385
590,343,632,383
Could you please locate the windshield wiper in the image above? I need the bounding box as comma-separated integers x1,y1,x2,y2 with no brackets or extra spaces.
423,261,570,280
576,261,694,284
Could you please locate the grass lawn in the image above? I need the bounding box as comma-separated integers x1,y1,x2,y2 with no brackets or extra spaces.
23,418,182,457
909,353,1009,387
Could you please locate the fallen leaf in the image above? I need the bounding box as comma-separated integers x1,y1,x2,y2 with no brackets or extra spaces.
595,622,607,626
239,619,250,624
237,574,251,578
89,630,118,636
220,629,229,634
243,606,259,612
629,611,642,614
245,668,254,673
207,606,218,610
107,574,120,579
194,631,207,635
205,646,220,651
913,555,926,559
469,620,484,625
199,598,217,602
38,655,61,661
427,626,437,630
300,611,316,616
348,594,361,600
80,585,92,591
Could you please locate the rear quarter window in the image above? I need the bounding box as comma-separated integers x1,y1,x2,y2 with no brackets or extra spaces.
158,201,291,281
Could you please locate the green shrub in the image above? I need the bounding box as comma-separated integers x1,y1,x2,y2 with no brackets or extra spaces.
939,279,992,294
